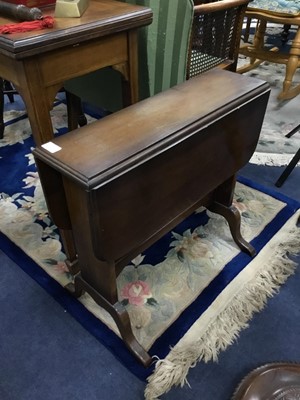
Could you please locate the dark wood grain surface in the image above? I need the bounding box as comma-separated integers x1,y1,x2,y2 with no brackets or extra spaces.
34,69,270,365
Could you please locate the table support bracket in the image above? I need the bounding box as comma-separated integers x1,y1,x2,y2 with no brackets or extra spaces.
66,273,153,367
208,201,256,257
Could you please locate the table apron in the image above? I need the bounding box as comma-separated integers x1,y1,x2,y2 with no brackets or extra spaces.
38,32,129,86
0,31,129,88
0,54,24,86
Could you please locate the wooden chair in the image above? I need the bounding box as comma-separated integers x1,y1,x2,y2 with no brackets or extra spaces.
238,0,300,100
187,0,250,79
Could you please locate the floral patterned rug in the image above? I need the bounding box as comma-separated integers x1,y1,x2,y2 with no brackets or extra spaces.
0,102,300,399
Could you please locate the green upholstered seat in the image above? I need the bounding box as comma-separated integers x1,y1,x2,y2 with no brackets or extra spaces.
64,0,194,112
249,0,300,16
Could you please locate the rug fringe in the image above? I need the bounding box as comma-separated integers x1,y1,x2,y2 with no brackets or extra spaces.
145,210,300,400
250,152,300,167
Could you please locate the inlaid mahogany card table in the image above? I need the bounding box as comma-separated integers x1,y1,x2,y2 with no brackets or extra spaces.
33,69,270,366
0,0,152,145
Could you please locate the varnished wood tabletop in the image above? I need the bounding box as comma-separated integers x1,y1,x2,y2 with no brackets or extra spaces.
0,0,153,58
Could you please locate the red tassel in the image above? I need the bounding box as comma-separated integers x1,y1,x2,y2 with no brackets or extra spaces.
0,16,54,34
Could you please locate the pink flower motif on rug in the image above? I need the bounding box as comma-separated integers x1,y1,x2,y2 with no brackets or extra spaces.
54,261,70,274
121,280,152,306
233,199,248,213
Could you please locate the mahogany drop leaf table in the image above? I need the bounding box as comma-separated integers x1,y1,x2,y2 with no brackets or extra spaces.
33,68,270,366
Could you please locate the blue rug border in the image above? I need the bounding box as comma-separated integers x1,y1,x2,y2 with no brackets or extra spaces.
0,176,299,381
0,230,143,377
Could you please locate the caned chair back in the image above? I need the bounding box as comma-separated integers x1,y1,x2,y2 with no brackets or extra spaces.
187,0,249,79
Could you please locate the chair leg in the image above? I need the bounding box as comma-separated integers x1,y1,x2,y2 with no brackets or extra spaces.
286,122,300,138
238,19,266,73
275,147,300,187
278,26,300,100
4,80,15,103
65,90,87,131
243,17,252,43
281,24,291,44
0,78,4,140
